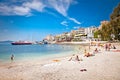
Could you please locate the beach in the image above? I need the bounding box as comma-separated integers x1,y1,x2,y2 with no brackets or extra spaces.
0,42,120,80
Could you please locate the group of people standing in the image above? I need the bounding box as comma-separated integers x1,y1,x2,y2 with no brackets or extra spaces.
105,43,116,51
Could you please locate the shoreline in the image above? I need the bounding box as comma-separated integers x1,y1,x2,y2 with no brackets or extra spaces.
0,42,120,80
0,42,119,64
0,42,119,65
55,41,108,45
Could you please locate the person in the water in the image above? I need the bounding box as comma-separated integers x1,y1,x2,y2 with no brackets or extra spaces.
10,54,14,62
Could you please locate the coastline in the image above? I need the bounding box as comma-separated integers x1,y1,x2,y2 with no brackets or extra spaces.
55,41,108,45
0,42,120,80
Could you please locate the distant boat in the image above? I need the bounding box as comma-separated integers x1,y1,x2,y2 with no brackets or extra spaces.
43,41,48,44
11,41,33,45
42,39,48,44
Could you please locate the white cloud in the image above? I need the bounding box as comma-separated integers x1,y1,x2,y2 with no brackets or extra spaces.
46,0,81,25
23,0,45,12
0,0,45,16
61,21,68,26
0,0,81,25
13,6,31,15
48,0,73,16
0,0,73,16
69,17,81,24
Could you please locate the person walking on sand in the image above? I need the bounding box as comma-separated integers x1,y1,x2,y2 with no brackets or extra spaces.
105,44,108,51
10,54,14,62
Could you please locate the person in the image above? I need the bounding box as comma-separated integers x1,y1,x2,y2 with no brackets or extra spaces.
10,54,14,62
112,44,116,49
108,43,111,51
68,54,75,61
105,44,108,51
75,55,80,61
68,54,81,61
94,48,98,54
84,49,93,57
84,52,93,57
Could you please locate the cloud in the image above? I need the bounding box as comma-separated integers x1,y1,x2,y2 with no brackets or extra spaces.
0,0,45,16
69,17,81,24
0,0,81,25
73,26,80,29
61,21,68,26
23,0,45,12
0,5,31,16
46,0,81,25
47,0,73,16
13,6,31,16
47,0,82,25
0,0,72,16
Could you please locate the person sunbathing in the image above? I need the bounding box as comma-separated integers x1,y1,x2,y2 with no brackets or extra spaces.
84,49,93,57
84,52,93,57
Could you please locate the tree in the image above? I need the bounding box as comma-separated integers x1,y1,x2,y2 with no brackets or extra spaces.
110,3,120,40
100,23,112,41
110,3,120,20
94,30,101,38
99,3,120,41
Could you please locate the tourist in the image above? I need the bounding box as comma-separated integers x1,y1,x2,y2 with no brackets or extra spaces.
93,48,98,54
75,55,80,61
10,54,14,62
68,54,81,61
112,44,116,49
105,44,108,51
84,49,93,57
108,43,111,51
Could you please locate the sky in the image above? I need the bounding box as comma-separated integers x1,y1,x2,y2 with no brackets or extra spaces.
0,0,120,41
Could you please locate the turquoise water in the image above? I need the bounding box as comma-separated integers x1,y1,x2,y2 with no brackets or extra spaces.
0,42,76,62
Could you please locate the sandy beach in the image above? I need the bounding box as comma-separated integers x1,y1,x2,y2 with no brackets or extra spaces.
0,42,120,80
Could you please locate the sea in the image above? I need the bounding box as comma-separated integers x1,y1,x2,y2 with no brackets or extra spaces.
0,42,79,62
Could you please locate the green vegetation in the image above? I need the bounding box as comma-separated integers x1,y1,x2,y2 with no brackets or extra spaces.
94,30,101,38
94,3,120,41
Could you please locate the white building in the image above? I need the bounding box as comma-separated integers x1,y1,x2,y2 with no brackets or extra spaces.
85,26,96,41
45,34,55,41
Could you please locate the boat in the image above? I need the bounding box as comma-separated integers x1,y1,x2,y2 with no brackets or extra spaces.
11,41,33,45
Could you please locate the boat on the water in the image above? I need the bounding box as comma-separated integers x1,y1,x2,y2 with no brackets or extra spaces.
11,41,33,45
